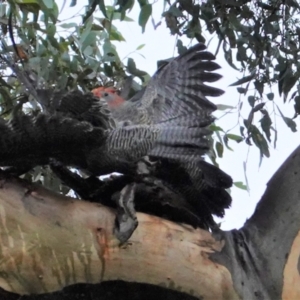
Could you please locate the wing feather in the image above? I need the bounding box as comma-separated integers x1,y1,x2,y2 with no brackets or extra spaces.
122,43,224,125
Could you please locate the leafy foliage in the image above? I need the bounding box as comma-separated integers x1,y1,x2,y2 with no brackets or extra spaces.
161,0,300,163
0,0,300,192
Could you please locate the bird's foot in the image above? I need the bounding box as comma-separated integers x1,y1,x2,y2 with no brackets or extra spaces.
137,156,158,175
113,183,138,243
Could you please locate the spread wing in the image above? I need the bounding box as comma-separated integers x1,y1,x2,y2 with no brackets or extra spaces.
125,43,224,124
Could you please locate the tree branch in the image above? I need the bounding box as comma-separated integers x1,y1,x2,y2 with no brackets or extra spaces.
0,174,239,299
212,144,300,299
2,145,300,299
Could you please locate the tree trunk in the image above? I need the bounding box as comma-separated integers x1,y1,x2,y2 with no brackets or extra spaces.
1,145,300,299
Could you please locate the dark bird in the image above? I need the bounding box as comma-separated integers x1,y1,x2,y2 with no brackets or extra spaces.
0,43,232,239
92,43,233,229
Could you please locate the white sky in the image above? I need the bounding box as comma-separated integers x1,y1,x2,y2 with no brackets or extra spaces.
57,0,300,230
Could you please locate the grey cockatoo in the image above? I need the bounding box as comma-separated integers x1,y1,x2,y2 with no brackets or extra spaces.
0,43,232,238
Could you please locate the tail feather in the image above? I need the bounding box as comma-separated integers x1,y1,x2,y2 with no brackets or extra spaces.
196,160,233,189
150,112,213,160
153,158,233,223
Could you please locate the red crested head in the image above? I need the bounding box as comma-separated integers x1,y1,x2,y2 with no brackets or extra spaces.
92,86,125,109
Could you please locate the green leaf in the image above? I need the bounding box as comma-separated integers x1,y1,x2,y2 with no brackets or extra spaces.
281,71,298,102
81,31,96,51
254,79,264,97
294,95,300,115
223,47,239,71
260,112,272,142
104,7,134,21
243,161,250,192
61,51,70,63
127,58,148,79
42,0,53,9
103,63,113,77
119,0,134,20
248,95,255,107
237,87,246,94
277,105,297,132
236,46,247,62
127,58,136,73
40,0,58,23
79,19,93,46
138,4,152,33
216,104,234,110
233,181,248,191
283,117,297,132
249,125,270,158
60,22,78,29
167,4,184,17
48,36,60,49
83,45,93,56
0,3,6,18
240,126,245,137
230,72,255,86
102,39,118,61
98,0,108,18
209,124,224,132
252,103,265,112
271,126,278,148
70,56,78,73
266,92,274,100
176,39,187,55
226,134,243,143
77,68,94,82
216,141,223,158
223,135,233,151
136,44,145,50
226,27,236,47
47,23,56,36
109,29,125,41
91,24,104,31
16,0,39,3
278,63,288,96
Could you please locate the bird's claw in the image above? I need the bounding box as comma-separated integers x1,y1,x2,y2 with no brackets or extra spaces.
137,156,158,175
113,183,138,243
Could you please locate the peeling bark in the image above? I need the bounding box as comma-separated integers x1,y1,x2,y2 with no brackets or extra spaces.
1,145,300,299
0,175,238,299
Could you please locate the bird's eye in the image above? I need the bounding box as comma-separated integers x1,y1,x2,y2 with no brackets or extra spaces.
104,92,109,97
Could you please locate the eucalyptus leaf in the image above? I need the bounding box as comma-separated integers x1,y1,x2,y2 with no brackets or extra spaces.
138,4,152,33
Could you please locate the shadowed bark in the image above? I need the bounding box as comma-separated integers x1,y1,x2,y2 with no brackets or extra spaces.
211,144,300,299
1,145,300,299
